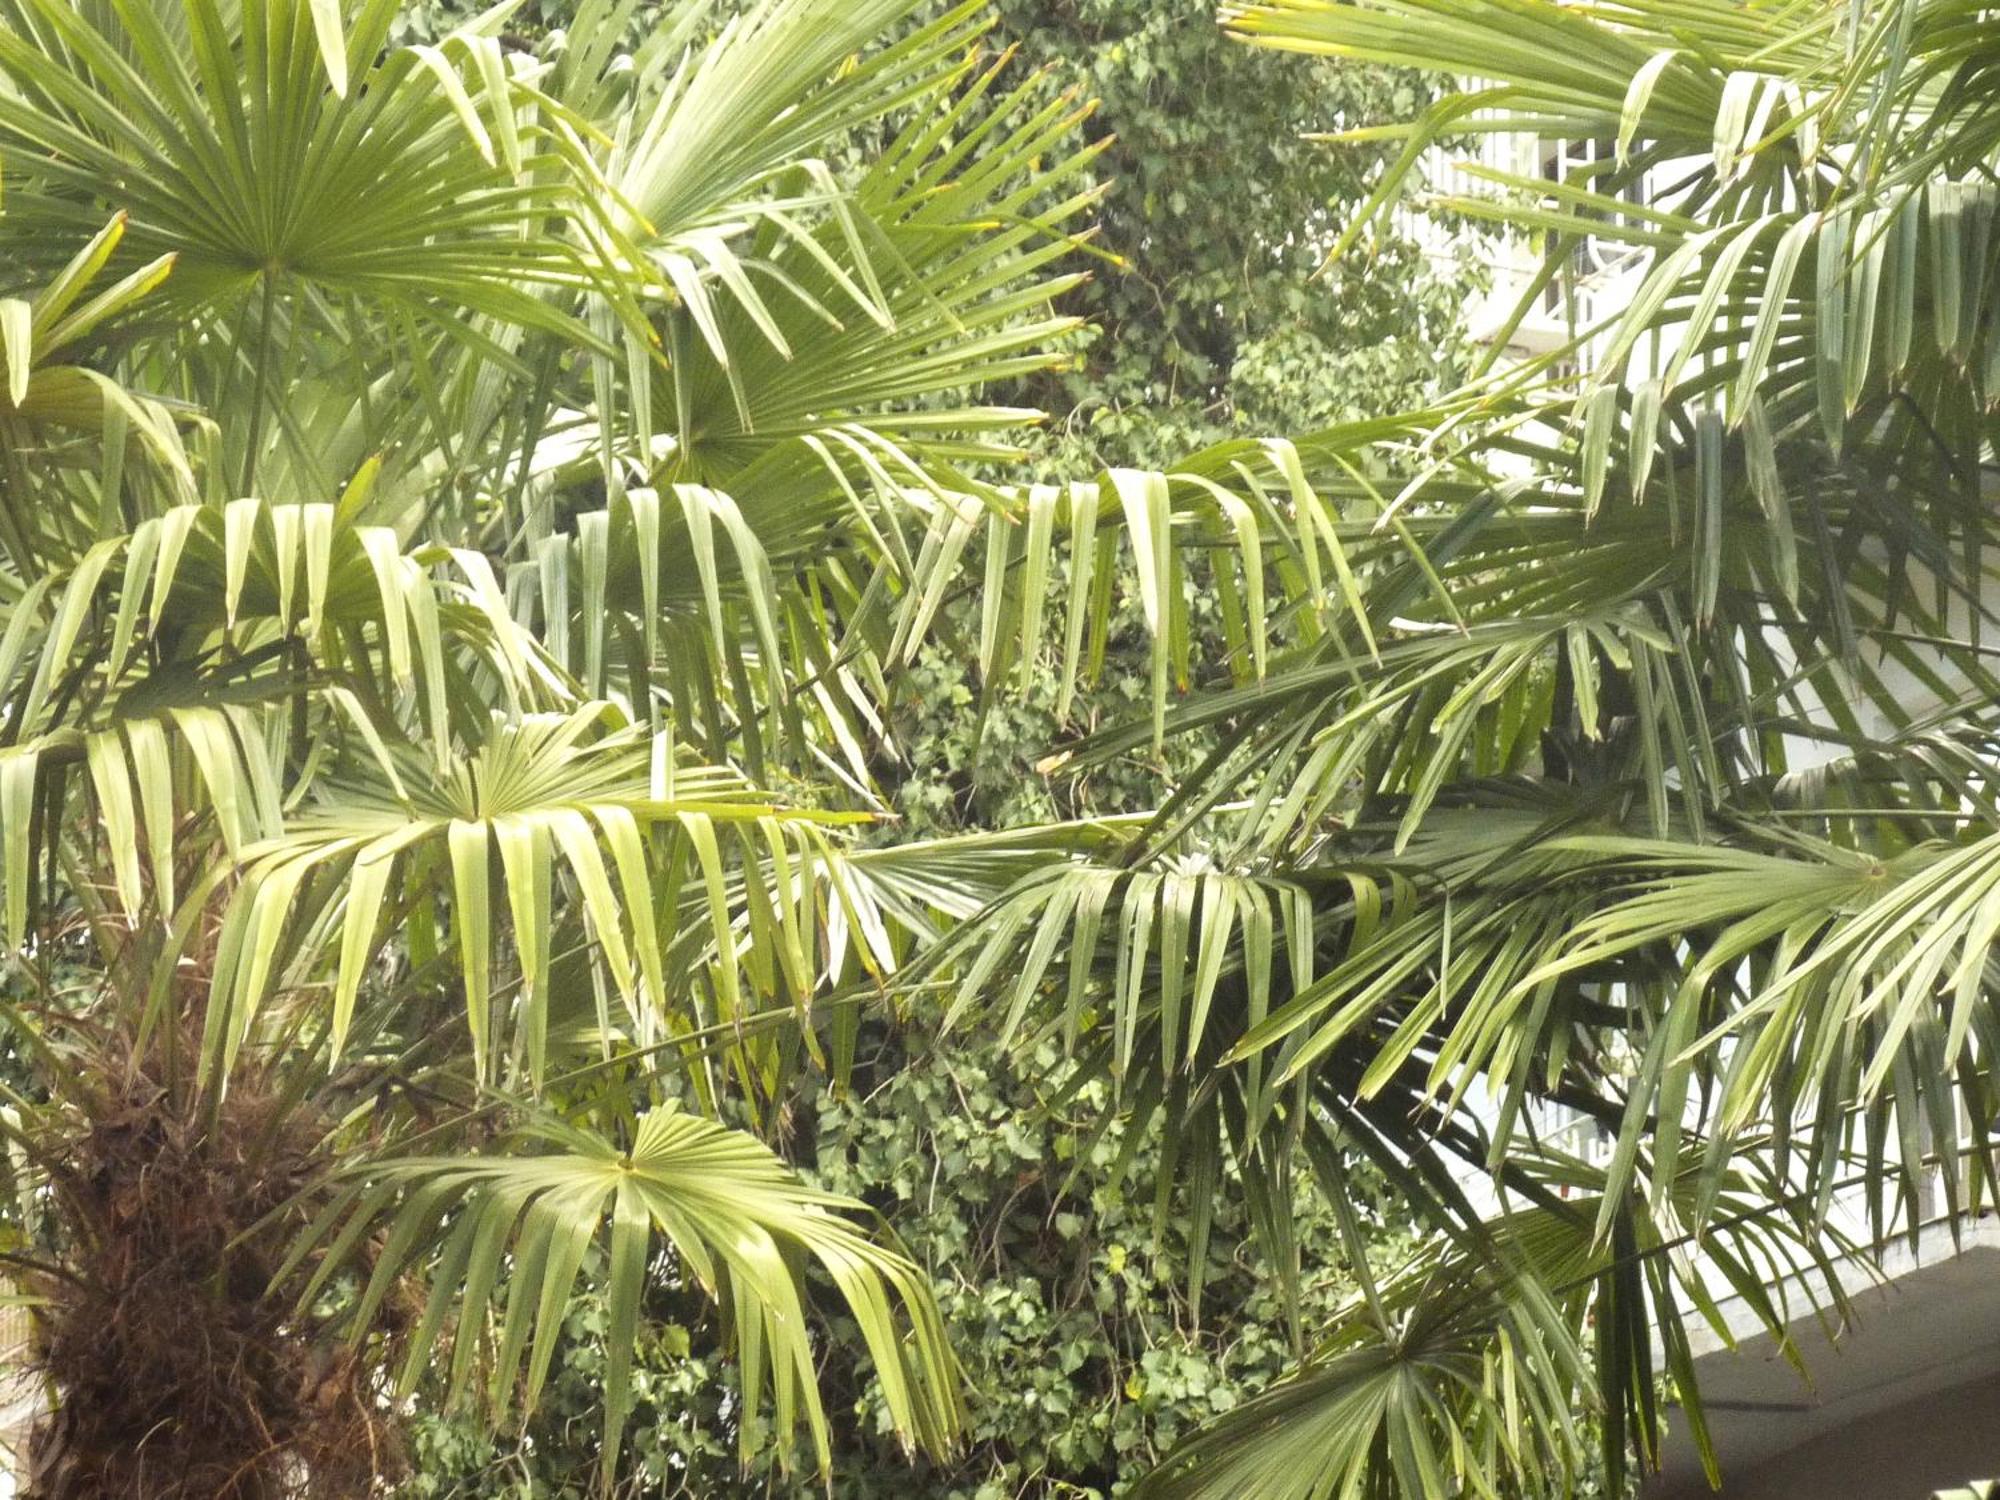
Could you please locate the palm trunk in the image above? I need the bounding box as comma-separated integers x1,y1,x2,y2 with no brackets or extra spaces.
21,1040,399,1500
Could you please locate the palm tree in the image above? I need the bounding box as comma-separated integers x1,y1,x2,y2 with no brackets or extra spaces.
904,0,1998,1493
20,0,1985,1495
0,0,1355,1491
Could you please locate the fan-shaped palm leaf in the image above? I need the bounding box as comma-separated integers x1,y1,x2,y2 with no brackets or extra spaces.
287,1105,959,1483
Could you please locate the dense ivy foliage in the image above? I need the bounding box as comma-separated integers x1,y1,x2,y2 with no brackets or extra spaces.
988,0,1468,466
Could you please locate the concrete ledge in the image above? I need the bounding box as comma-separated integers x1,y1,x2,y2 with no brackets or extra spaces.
1646,1216,2000,1498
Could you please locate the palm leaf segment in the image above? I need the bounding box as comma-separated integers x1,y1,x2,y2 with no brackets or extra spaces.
0,369,945,1471
0,212,195,565
0,0,606,496
1134,1143,1854,1500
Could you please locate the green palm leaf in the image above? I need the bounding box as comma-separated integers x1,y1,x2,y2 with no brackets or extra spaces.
287,1106,960,1483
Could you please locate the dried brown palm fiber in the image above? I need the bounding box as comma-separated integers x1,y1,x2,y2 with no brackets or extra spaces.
22,1018,408,1500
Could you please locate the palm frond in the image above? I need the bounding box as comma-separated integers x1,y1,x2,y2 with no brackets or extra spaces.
287,1105,960,1481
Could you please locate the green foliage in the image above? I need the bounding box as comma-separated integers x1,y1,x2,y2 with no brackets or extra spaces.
885,554,1226,837
0,0,1231,1489
797,1038,1400,1495
392,0,1472,466
388,0,599,42
27,0,1920,1494
354,0,2000,1494
402,1035,1414,1498
361,4,1481,1497
989,0,1469,466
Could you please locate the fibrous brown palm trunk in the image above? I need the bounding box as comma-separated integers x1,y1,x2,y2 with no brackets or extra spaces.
23,1034,400,1500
